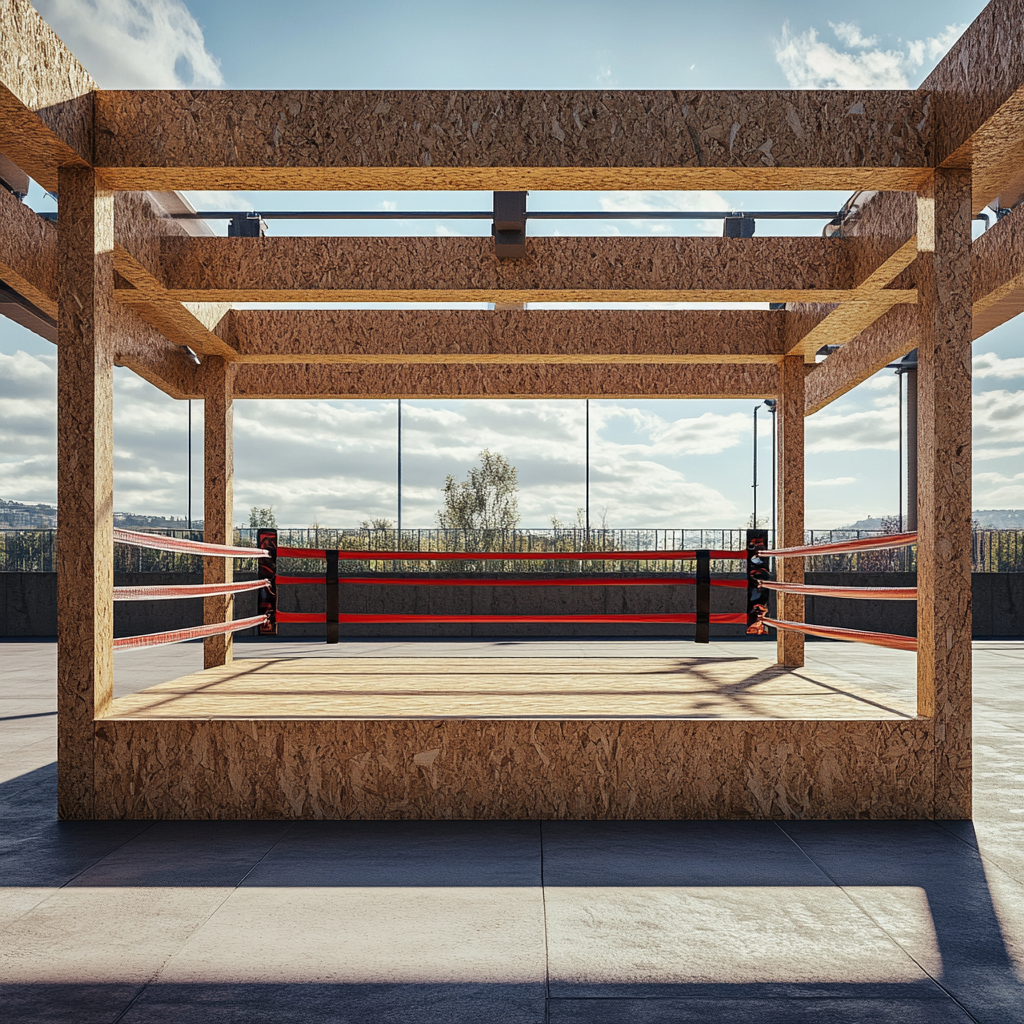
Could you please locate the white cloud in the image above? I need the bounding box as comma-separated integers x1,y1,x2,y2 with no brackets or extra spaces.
973,352,1024,380
597,190,730,237
774,21,966,89
974,389,1024,445
806,408,896,453
35,0,223,88
809,477,857,486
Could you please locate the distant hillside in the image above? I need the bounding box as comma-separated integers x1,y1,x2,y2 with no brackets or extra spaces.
842,511,1024,531
1,499,199,530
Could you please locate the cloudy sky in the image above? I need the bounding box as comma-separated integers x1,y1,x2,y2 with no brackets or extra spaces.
2,0,1021,529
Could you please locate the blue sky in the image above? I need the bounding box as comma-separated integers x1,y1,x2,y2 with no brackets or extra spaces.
2,0,1022,529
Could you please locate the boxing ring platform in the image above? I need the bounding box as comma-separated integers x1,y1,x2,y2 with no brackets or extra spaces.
90,529,935,822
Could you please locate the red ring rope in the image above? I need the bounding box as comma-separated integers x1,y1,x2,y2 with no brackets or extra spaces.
276,575,749,588
762,532,917,558
114,528,267,559
276,612,749,624
276,547,746,561
760,616,917,652
114,580,270,601
112,614,268,650
759,582,917,600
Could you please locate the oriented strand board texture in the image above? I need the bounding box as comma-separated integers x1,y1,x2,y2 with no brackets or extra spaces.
916,170,974,820
203,357,235,668
159,236,854,302
804,304,920,415
91,716,935,820
91,90,933,189
784,294,916,360
230,362,779,399
972,201,1024,338
104,657,917,721
842,191,918,286
0,0,94,190
0,180,56,316
920,0,1024,209
225,309,784,363
56,168,114,821
777,356,805,667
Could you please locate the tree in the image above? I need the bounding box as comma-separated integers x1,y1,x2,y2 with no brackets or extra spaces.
248,506,277,529
436,449,520,530
359,518,395,530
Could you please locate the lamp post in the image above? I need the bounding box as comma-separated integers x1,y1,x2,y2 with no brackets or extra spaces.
585,399,590,535
187,399,192,531
764,399,777,543
752,403,763,528
397,398,402,547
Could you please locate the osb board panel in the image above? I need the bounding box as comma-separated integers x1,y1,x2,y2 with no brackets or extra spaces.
920,0,1024,209
972,201,1024,338
843,192,918,287
804,304,920,415
160,236,854,302
0,1,94,189
784,293,916,361
229,362,779,400
225,309,784,363
91,716,934,820
0,179,55,317
92,90,932,179
104,657,916,722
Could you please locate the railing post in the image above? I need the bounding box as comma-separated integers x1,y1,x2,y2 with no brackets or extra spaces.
695,550,711,644
326,549,339,644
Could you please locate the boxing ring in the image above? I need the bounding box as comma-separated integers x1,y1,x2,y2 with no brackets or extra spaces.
88,527,942,821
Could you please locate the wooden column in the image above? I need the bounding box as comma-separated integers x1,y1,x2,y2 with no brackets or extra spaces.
56,168,115,819
776,356,805,667
916,169,973,819
203,356,236,668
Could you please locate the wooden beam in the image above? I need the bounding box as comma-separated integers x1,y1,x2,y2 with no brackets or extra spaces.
56,168,113,820
785,293,916,362
776,356,805,667
224,309,784,364
158,235,856,303
804,305,919,415
204,357,235,669
0,182,56,318
0,0,95,192
230,363,778,400
91,89,933,191
972,202,1024,339
112,304,205,400
915,168,973,820
921,0,1024,211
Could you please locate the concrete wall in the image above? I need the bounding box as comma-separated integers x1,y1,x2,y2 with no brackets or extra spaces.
3,571,1022,639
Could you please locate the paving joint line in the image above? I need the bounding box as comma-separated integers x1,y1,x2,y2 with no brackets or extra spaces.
772,821,984,1024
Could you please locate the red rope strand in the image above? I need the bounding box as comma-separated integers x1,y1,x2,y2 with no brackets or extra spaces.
114,528,267,559
276,575,748,588
114,580,270,601
276,547,746,561
276,612,749,624
112,614,268,650
761,616,918,652
759,582,917,600
762,532,917,558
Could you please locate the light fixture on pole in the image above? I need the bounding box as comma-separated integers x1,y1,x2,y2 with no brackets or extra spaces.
752,403,763,528
763,399,777,542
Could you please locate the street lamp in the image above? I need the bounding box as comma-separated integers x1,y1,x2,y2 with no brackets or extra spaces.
752,403,762,528
764,399,777,543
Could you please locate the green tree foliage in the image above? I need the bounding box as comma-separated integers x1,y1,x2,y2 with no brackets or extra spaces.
436,449,520,530
248,506,277,529
359,518,395,530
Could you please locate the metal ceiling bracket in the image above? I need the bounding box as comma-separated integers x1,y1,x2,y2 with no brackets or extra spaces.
492,191,527,259
723,215,756,238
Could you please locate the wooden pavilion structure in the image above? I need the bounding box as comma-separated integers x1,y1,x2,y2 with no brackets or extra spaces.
1,0,1022,820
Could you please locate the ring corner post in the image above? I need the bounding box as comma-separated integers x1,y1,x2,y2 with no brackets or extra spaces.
694,550,710,644
326,549,339,644
56,167,114,820
777,356,805,667
204,356,237,669
257,528,278,635
916,168,973,820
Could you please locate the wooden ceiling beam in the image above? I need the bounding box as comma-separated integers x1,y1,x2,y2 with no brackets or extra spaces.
0,0,94,192
972,202,1024,339
223,308,784,364
156,235,854,303
920,0,1024,212
0,181,55,319
228,362,780,401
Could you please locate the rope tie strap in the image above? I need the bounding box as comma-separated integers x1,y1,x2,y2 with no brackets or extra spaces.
112,614,268,650
758,582,917,601
114,528,267,559
114,580,270,601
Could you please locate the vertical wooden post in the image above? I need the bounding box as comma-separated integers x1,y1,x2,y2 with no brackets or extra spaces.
56,168,114,819
204,356,236,668
776,356,805,667
916,169,973,819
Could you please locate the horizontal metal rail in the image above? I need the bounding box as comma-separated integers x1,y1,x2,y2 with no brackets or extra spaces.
171,209,842,222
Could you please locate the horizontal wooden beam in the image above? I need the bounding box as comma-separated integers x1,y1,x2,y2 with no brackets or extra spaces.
229,362,779,400
224,309,785,363
112,303,204,401
156,236,856,303
91,89,932,191
0,0,94,191
785,292,917,362
921,0,1024,211
972,202,1024,339
804,305,919,415
0,183,55,318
